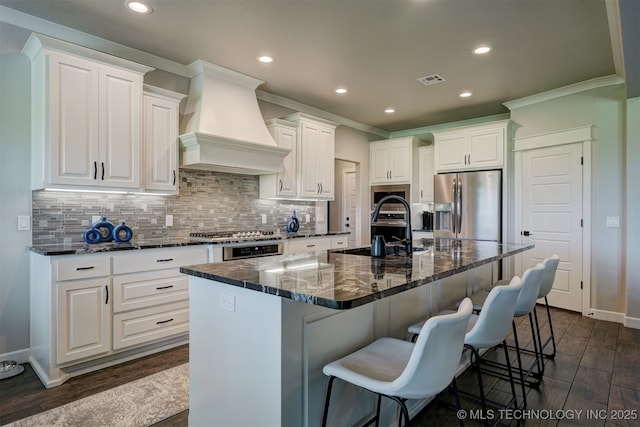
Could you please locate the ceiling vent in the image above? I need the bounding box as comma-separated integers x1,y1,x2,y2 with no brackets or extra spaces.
417,74,446,86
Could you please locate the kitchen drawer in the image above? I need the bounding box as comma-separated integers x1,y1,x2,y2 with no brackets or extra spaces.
56,255,111,281
112,269,189,313
112,246,207,274
112,301,189,350
287,237,332,253
331,235,348,249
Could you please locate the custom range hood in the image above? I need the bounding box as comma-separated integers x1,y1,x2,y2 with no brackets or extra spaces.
179,60,289,175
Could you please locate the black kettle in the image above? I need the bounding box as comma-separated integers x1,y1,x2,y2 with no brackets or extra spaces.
371,235,387,258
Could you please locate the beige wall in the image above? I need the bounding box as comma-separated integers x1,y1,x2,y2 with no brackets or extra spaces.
625,97,640,319
509,84,630,315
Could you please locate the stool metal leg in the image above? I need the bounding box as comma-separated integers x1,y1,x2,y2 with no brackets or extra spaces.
321,376,336,427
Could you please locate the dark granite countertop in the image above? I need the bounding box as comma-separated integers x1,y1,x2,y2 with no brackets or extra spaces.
28,231,351,256
180,238,534,310
286,231,350,239
28,238,205,256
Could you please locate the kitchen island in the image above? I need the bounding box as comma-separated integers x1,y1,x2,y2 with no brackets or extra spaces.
180,239,533,427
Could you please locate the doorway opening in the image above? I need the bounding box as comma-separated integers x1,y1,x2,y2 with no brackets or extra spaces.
329,159,359,247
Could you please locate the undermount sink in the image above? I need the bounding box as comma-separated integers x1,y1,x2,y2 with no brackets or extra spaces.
330,246,426,257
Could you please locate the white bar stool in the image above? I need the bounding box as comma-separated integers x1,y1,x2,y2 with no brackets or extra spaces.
408,277,524,424
321,298,473,427
474,263,545,409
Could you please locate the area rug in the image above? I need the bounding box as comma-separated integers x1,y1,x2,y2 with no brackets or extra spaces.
4,363,189,427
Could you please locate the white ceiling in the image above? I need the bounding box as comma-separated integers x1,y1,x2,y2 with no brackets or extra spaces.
0,0,636,134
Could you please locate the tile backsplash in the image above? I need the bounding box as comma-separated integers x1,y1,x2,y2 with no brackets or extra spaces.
32,169,318,244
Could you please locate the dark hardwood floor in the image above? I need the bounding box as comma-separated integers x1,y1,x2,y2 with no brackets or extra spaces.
1,306,639,426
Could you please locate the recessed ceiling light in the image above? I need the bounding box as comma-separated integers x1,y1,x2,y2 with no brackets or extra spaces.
473,46,492,55
335,88,348,94
257,55,274,63
384,108,396,114
459,91,473,98
125,0,152,14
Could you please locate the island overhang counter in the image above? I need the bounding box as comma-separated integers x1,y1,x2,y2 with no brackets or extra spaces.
180,239,533,427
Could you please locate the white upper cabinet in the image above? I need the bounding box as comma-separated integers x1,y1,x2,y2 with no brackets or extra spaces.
433,121,509,172
418,145,434,202
284,113,338,200
143,86,185,194
23,34,152,191
259,119,298,198
370,137,415,184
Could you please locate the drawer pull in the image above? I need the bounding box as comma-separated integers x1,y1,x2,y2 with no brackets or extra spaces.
156,258,174,263
306,244,316,248
156,285,174,290
336,241,344,245
156,318,174,325
76,266,95,271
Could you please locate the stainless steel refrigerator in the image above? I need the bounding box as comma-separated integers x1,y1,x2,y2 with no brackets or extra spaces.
434,170,501,241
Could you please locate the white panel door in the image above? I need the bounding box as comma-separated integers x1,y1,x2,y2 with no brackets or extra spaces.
521,143,583,311
342,170,357,247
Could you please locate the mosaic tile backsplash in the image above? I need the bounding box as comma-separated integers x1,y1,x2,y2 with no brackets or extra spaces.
32,169,317,244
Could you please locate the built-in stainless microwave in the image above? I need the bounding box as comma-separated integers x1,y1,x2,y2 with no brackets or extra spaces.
371,184,410,212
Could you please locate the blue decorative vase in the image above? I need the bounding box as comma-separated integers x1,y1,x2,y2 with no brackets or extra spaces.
112,222,133,243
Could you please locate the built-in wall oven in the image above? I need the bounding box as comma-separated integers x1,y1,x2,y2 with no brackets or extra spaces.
370,184,410,244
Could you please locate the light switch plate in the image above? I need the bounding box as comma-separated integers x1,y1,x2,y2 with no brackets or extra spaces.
17,215,30,231
606,216,620,227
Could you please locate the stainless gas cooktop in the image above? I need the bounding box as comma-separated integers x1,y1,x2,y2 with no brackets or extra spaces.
189,230,282,243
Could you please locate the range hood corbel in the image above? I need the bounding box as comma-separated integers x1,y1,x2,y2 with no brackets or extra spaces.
178,60,289,175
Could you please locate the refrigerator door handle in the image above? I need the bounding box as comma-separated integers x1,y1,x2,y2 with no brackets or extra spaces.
457,178,463,233
452,178,458,234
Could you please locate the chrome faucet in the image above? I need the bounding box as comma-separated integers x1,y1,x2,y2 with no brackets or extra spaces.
371,195,413,255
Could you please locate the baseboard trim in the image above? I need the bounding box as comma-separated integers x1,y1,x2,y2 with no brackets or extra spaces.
624,315,640,330
0,347,30,364
586,308,626,324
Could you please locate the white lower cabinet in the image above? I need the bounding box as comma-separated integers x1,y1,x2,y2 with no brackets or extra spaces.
30,245,207,388
113,301,189,350
286,235,348,254
287,236,332,254
111,247,206,349
56,277,111,364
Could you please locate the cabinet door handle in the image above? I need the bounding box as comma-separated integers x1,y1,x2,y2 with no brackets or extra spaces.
172,170,176,186
156,285,174,290
156,258,174,263
279,179,283,191
93,161,98,180
320,183,323,193
105,285,109,304
421,189,423,198
156,318,174,325
75,266,95,271
101,162,105,180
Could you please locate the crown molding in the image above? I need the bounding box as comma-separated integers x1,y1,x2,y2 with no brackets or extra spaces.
256,90,390,138
503,75,624,111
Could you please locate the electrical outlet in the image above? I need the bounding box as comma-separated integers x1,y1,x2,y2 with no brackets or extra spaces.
165,215,173,227
92,215,102,223
305,214,311,223
220,294,236,312
261,214,267,224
